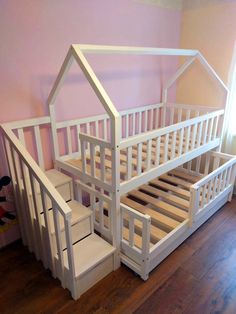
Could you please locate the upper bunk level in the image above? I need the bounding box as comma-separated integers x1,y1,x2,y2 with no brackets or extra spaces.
3,45,228,196
47,44,228,194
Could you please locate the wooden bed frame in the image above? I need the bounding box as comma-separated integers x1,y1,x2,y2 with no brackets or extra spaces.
1,45,234,300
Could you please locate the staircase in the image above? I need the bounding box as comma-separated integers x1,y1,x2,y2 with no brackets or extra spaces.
1,124,116,300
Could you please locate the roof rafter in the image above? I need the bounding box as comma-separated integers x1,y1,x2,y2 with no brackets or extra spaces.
47,44,228,121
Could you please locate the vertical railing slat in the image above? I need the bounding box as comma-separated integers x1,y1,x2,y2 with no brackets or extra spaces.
146,140,152,170
203,119,209,144
177,108,182,123
196,121,203,147
76,124,81,156
171,131,176,159
34,125,45,170
40,187,56,276
126,115,129,138
81,139,86,174
52,202,65,287
164,134,169,162
170,107,175,125
137,143,142,175
17,128,26,146
127,146,132,180
155,137,161,166
100,147,105,182
66,126,73,156
90,143,95,178
129,217,134,247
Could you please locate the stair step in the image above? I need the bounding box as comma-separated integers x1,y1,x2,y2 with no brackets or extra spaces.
62,233,115,278
40,200,92,259
45,169,72,203
45,169,72,186
41,200,92,234
55,233,115,298
25,169,73,215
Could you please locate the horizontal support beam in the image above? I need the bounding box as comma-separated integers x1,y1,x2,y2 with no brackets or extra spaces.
4,116,51,130
79,132,112,149
120,139,220,195
75,44,199,57
192,156,236,188
120,109,224,149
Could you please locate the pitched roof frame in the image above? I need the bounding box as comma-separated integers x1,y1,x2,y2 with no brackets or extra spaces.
162,51,228,102
47,44,229,120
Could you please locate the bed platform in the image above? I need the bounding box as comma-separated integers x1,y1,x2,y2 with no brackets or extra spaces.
1,44,234,300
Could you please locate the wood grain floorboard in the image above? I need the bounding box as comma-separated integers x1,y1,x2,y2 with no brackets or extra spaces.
0,198,236,314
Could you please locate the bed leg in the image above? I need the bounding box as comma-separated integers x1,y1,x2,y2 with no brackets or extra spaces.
141,272,149,281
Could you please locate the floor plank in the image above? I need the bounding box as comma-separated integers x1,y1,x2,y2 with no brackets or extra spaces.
1,198,236,313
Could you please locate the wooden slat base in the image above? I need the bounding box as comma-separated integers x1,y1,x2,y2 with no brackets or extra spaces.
120,167,204,247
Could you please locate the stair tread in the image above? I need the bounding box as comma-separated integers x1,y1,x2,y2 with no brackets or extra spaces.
25,168,72,195
45,169,72,187
62,233,115,278
41,200,92,234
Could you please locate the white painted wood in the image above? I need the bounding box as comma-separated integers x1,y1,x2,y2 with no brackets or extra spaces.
162,57,196,102
77,44,198,56
120,110,224,149
72,45,119,120
34,125,45,170
166,103,217,113
1,44,232,297
197,52,228,92
5,116,51,130
17,128,26,146
120,139,220,195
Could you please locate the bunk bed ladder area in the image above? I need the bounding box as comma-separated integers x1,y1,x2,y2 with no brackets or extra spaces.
1,45,236,300
1,125,116,300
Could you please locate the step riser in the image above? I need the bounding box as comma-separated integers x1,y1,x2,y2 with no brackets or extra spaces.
25,181,72,216
42,218,92,267
55,254,115,299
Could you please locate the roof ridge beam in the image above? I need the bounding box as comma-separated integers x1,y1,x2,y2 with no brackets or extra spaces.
75,44,199,57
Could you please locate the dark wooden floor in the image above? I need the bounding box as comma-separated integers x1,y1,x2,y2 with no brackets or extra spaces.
1,198,236,314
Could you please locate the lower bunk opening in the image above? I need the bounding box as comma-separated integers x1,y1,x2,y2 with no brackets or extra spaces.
117,151,236,279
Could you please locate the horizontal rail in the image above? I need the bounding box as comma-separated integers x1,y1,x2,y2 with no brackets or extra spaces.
189,153,236,217
56,102,163,129
210,151,235,161
75,179,112,205
79,132,112,149
120,139,220,195
120,103,163,116
56,113,108,129
121,203,150,220
76,44,199,57
192,157,236,189
4,116,51,130
120,109,224,149
166,103,219,112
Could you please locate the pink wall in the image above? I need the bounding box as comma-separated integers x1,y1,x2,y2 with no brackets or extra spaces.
0,0,181,246
0,0,181,124
177,1,236,107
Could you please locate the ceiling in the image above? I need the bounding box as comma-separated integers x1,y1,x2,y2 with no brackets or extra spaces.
134,0,183,10
135,0,236,10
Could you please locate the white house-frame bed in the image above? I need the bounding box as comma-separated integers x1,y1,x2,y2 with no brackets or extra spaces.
1,45,235,300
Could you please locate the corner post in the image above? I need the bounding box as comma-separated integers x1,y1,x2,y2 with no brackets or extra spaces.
111,114,121,269
189,186,199,226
